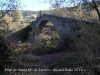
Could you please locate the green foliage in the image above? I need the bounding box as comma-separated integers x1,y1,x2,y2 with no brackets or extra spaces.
0,12,2,17
11,7,23,22
39,10,42,17
41,10,49,15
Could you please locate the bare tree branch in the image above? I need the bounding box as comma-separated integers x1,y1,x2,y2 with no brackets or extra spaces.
0,0,21,19
0,0,21,50
91,0,100,21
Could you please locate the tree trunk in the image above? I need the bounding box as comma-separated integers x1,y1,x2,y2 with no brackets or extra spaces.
92,0,100,22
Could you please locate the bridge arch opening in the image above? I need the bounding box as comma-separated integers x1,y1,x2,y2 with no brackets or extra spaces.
36,20,49,36
35,20,60,52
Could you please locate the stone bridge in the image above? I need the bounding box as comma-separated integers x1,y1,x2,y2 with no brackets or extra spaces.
12,14,97,44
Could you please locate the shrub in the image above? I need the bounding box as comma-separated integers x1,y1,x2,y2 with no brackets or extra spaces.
0,41,13,72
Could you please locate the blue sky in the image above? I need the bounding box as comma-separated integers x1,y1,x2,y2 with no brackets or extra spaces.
21,0,51,11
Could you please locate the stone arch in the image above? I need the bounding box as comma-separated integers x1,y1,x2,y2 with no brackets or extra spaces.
30,14,72,42
35,20,60,49
36,20,49,36
35,20,60,39
32,14,77,45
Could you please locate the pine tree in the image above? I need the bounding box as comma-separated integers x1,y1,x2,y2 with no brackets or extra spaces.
39,10,42,17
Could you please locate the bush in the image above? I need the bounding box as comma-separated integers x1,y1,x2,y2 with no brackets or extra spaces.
70,23,100,75
0,41,13,72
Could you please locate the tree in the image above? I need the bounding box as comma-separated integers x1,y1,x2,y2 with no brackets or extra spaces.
42,0,100,21
51,0,62,9
0,0,21,19
90,0,100,21
1,14,12,25
11,7,23,22
49,0,68,16
41,10,49,15
0,0,21,73
77,0,100,21
39,10,42,17
0,0,21,47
